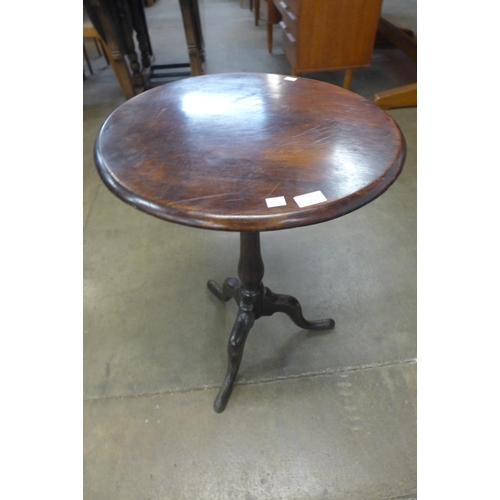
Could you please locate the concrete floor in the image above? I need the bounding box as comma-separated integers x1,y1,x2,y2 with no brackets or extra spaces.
83,1,417,498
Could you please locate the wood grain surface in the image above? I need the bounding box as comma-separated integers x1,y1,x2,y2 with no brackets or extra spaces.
95,73,406,231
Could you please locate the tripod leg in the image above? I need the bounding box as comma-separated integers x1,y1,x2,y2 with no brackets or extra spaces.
262,287,335,330
214,308,255,413
207,277,241,303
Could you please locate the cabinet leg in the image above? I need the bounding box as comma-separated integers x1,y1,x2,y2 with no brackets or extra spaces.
343,69,353,90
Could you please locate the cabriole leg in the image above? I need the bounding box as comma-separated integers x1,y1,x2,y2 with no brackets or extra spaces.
208,231,334,412
213,308,255,413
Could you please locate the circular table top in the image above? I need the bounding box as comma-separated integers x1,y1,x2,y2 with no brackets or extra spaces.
95,73,406,232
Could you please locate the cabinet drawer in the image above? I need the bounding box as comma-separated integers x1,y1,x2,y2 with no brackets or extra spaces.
275,0,298,39
284,0,300,17
279,21,297,67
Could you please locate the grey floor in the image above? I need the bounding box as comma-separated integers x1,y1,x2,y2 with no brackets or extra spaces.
83,1,417,498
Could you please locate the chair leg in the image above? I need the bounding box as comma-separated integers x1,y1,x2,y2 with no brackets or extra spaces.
99,39,110,65
93,38,102,57
99,40,135,99
83,45,93,74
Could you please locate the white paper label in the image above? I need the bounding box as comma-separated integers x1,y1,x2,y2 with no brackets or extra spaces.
265,196,287,208
284,77,297,81
293,191,327,208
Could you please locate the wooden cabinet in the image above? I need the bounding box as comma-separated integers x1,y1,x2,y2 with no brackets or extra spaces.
267,0,383,86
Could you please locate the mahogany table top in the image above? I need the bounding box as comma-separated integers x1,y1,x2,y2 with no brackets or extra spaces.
95,73,406,231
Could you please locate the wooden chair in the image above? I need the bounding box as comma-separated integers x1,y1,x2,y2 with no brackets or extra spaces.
83,36,109,77
83,17,135,99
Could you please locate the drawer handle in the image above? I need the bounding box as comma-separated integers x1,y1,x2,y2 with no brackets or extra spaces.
279,21,296,43
279,1,297,21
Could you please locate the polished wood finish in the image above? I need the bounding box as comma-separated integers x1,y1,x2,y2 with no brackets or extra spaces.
94,73,406,412
267,0,383,81
208,232,334,413
95,73,405,232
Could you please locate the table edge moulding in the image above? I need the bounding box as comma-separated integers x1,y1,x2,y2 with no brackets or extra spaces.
93,72,407,412
95,73,406,233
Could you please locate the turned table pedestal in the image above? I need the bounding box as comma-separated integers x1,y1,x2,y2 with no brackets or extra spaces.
94,73,406,412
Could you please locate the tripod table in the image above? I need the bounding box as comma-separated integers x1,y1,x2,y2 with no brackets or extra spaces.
94,73,406,412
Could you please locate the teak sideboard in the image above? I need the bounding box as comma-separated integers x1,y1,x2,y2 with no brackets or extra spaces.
267,0,383,88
